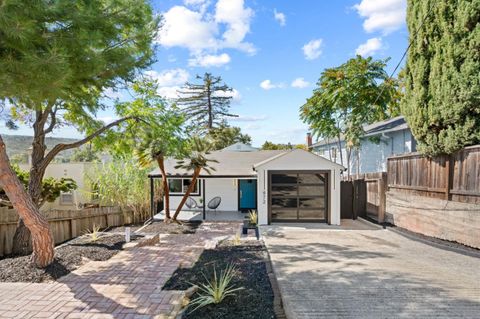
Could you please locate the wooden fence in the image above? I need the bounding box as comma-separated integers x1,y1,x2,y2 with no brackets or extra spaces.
344,172,387,222
387,145,480,204
0,206,138,257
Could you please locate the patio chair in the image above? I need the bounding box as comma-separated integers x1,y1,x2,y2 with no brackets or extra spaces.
207,197,221,216
185,197,198,210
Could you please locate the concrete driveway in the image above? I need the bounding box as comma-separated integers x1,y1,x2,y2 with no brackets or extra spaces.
262,219,480,319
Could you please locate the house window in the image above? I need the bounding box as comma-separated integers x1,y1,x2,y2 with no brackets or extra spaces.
60,191,74,205
168,178,201,196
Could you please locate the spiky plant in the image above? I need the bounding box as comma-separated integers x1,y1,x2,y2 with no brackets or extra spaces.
84,224,102,242
172,137,218,220
188,263,243,313
248,210,258,226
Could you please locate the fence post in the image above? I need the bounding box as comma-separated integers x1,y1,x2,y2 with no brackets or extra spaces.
445,155,452,200
378,173,387,224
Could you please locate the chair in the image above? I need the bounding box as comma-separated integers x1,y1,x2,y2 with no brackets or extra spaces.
185,197,198,210
207,196,221,212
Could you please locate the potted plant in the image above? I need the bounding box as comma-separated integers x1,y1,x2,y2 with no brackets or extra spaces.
242,210,259,239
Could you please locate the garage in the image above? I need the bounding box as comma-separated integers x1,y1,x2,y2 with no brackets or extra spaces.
269,171,328,222
254,149,343,225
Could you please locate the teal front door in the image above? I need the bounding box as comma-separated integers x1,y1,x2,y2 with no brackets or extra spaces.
239,179,257,210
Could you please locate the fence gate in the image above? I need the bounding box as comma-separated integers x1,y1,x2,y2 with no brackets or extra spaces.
341,179,367,219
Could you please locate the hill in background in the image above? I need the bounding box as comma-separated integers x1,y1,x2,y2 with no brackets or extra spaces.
2,134,80,163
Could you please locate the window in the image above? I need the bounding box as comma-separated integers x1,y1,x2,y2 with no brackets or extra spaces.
60,191,74,205
168,178,201,196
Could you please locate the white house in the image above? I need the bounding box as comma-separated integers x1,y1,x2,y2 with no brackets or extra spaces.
309,116,416,174
148,145,344,225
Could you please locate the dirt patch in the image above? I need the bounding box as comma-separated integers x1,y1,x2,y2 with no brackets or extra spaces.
0,234,127,283
163,240,276,319
110,220,202,235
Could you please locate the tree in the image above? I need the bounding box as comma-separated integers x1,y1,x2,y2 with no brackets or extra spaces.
69,147,101,163
120,80,186,222
177,73,238,134
0,0,158,263
206,125,252,150
401,0,480,156
260,141,305,150
0,165,77,208
172,138,218,221
300,55,399,175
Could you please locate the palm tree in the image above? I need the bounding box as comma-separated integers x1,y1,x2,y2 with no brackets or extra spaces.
137,132,172,220
172,138,218,221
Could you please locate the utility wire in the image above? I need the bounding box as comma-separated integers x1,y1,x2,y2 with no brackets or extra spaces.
372,1,436,107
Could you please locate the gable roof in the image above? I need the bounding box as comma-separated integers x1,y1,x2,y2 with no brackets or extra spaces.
254,149,345,170
310,116,409,148
148,150,286,177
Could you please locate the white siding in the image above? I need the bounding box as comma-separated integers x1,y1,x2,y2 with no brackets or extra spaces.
255,150,342,226
167,178,239,212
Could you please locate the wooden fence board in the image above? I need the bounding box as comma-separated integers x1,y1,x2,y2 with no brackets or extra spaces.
0,206,138,257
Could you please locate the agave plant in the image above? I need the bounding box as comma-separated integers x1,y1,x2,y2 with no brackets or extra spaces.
188,263,243,313
248,210,258,226
84,224,101,242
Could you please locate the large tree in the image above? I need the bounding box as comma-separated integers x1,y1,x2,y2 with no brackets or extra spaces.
300,56,399,175
177,73,238,134
0,0,158,264
206,125,252,150
401,0,480,155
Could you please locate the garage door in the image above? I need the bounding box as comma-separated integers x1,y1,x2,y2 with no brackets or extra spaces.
269,171,328,222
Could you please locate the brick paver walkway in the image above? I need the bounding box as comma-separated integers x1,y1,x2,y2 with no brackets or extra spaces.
0,222,240,319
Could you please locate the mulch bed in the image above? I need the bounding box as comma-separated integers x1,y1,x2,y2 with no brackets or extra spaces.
110,220,202,235
0,234,127,283
163,240,276,319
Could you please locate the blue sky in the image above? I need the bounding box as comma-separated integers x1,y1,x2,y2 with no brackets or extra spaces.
2,0,408,147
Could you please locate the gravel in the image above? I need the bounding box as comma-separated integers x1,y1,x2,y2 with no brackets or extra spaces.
0,234,127,283
163,240,276,319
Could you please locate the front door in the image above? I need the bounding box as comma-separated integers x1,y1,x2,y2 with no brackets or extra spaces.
239,179,257,210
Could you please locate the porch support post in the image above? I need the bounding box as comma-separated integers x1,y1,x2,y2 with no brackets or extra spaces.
149,177,154,220
202,179,206,220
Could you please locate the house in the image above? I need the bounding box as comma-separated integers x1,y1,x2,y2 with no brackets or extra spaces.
19,162,99,211
148,145,344,225
308,116,416,174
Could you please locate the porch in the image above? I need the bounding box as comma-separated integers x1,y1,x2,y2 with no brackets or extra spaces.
153,210,247,222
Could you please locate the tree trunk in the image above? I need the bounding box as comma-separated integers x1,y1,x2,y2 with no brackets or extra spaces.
172,167,201,220
0,136,54,268
337,134,344,166
156,155,170,221
207,84,213,130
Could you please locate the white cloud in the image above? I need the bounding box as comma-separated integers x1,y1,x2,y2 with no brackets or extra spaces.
291,77,310,89
215,0,255,54
302,39,323,60
103,88,124,99
188,53,231,67
156,6,218,52
157,0,256,63
355,37,383,56
144,69,189,87
143,69,190,99
274,9,286,26
260,80,285,90
213,88,242,103
230,115,268,122
354,0,406,35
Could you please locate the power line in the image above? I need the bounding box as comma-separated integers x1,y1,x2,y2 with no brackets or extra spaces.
372,1,436,107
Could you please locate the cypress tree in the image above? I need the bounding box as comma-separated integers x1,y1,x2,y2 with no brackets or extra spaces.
402,0,480,155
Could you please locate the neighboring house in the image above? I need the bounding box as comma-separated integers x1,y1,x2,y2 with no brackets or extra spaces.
19,162,99,211
220,142,259,152
148,145,344,225
308,116,416,174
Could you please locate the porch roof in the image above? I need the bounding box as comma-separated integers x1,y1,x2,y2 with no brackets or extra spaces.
148,150,286,178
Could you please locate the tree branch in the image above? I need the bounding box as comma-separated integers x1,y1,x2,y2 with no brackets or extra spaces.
40,116,137,171
43,106,58,135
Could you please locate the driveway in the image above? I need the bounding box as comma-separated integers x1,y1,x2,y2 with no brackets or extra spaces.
262,219,480,319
